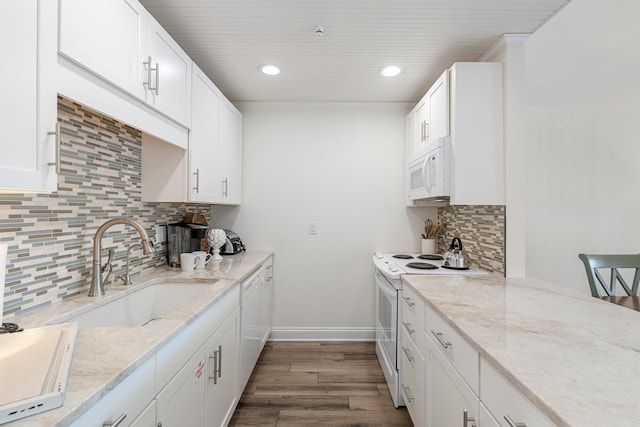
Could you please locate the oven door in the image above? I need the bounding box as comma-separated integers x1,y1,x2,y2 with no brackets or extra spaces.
375,269,403,407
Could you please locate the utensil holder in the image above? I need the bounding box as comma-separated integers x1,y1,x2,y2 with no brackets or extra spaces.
421,239,436,254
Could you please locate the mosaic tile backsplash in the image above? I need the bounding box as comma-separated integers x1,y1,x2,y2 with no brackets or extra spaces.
0,97,213,319
437,205,505,275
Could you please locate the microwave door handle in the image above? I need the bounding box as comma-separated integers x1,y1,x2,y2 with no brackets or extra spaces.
422,156,431,194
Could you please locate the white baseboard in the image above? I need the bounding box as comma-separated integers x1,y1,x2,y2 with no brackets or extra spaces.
269,327,375,341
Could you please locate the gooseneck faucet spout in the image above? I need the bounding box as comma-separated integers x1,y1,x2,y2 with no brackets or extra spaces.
89,218,155,297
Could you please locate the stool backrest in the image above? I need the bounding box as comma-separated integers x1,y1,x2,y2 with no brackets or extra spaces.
578,254,640,297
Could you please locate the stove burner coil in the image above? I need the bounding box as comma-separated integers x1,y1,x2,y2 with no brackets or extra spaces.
417,254,444,261
406,262,438,270
392,254,414,259
0,323,23,334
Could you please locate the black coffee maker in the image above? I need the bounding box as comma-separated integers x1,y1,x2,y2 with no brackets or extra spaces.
167,223,208,267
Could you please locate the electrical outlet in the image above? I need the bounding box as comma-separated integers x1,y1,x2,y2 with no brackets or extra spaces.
155,225,167,243
308,221,318,235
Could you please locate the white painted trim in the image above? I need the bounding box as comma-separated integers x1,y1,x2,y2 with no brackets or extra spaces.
480,34,531,62
269,327,375,341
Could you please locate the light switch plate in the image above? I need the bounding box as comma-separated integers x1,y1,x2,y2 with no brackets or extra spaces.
308,221,318,235
155,225,167,243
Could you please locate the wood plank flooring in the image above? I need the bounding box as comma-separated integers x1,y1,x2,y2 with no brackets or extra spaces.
228,341,413,426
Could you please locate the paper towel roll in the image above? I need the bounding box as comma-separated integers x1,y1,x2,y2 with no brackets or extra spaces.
0,244,6,321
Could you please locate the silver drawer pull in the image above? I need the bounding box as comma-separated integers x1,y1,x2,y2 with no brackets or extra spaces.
504,415,526,427
46,122,61,174
402,386,415,402
402,346,414,362
402,296,415,307
431,330,451,349
463,409,476,427
103,413,126,427
402,321,415,335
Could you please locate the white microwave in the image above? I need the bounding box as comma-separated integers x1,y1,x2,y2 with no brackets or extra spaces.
407,136,451,202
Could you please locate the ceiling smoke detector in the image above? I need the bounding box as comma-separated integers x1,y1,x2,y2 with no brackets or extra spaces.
315,26,324,37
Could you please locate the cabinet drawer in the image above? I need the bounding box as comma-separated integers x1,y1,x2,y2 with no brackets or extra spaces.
401,285,426,329
426,303,479,395
400,348,425,427
400,326,426,385
480,358,555,427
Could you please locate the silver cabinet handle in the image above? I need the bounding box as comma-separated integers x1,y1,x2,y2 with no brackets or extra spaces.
103,413,126,427
47,122,61,173
504,415,526,427
222,177,229,197
192,168,200,193
217,345,222,379
424,121,429,139
401,346,414,362
143,56,159,95
209,352,218,383
402,321,415,335
402,386,414,403
463,409,476,427
431,330,451,349
402,296,415,308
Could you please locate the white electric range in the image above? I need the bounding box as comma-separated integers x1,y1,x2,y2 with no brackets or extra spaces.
373,251,487,408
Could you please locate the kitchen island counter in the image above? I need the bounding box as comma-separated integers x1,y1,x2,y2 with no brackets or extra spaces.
402,274,640,427
5,251,272,427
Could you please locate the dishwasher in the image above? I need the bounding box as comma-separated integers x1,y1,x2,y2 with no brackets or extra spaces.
239,270,262,391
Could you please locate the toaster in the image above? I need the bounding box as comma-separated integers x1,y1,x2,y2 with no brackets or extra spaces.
220,229,246,255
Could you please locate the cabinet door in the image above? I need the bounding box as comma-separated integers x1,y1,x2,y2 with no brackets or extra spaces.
428,342,479,427
260,263,273,348
129,400,156,427
0,0,57,192
413,99,429,153
189,66,222,203
427,70,450,142
218,99,243,205
156,345,206,427
205,308,240,427
147,16,192,127
58,0,148,100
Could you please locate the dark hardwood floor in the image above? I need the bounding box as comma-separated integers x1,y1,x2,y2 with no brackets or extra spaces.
228,341,413,426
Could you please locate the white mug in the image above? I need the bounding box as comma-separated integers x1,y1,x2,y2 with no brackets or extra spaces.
180,253,201,272
192,251,212,269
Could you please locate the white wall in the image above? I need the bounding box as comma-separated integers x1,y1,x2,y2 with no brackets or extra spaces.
524,0,640,294
214,102,436,339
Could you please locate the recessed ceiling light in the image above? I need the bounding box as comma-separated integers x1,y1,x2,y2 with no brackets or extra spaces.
380,65,403,77
259,64,280,76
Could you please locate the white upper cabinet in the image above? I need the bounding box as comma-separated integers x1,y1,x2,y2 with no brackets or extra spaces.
58,0,191,127
0,0,58,192
189,65,222,203
406,62,503,206
58,0,148,100
409,70,449,156
218,99,243,205
449,62,504,205
145,16,192,127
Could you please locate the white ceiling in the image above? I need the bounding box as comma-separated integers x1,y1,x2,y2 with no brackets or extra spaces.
139,0,570,103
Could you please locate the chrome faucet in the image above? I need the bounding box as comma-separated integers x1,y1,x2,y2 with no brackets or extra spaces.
89,218,155,297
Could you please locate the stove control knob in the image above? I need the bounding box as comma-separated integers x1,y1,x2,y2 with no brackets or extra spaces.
375,251,384,259
388,263,399,272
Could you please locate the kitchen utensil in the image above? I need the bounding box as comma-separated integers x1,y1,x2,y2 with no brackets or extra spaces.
424,219,433,238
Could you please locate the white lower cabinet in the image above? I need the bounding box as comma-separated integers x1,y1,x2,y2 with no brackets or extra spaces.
480,358,555,427
156,345,206,427
427,339,479,427
205,307,240,427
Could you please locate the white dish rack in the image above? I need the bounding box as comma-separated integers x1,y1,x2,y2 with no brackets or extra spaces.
0,322,78,424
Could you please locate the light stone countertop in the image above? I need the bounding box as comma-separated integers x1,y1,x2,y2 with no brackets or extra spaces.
4,251,273,427
402,274,640,427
